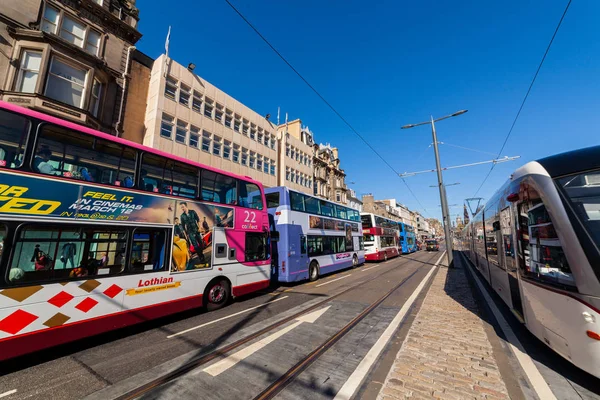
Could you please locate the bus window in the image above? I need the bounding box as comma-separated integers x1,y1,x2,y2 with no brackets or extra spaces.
305,196,320,214
320,201,333,217
266,192,280,208
300,235,307,254
238,181,263,210
142,153,198,197
0,109,29,169
131,229,166,272
290,191,305,212
202,170,236,204
245,232,269,261
361,214,373,229
6,225,127,285
36,124,136,186
335,206,347,220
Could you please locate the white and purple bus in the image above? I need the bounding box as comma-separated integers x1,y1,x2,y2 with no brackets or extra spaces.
265,187,365,282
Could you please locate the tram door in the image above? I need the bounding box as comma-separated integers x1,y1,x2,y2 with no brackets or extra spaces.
502,205,523,318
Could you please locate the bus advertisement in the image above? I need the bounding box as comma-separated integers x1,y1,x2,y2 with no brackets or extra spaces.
360,213,400,261
0,101,271,360
265,187,365,282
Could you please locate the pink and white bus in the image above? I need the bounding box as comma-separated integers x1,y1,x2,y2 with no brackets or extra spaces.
0,101,271,360
360,213,400,262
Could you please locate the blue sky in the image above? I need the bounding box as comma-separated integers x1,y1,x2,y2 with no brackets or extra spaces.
137,0,600,221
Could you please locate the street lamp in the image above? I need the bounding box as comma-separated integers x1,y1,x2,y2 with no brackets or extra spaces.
401,109,468,267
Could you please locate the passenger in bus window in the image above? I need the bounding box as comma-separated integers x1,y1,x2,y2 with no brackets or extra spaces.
33,145,58,175
80,167,94,182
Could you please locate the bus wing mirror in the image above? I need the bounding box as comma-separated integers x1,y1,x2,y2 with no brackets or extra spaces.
270,231,280,242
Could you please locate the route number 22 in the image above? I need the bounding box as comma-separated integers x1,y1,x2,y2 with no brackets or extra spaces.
244,211,256,223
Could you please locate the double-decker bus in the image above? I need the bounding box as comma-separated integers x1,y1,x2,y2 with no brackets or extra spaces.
265,187,364,282
458,145,600,378
0,101,271,360
405,224,417,253
360,213,400,261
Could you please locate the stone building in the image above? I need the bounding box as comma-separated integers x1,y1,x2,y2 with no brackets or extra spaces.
313,143,348,204
276,119,314,194
361,194,400,221
0,0,141,133
347,188,362,212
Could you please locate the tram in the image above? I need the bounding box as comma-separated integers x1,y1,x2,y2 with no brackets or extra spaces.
459,145,600,378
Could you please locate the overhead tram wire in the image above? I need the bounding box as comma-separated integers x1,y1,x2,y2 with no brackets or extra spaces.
472,0,572,197
223,0,433,218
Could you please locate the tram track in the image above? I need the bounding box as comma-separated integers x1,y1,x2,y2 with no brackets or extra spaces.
113,251,441,400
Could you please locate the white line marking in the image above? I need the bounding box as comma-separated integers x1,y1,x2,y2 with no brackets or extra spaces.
167,296,289,338
362,265,379,272
334,251,446,400
202,306,331,376
460,253,557,400
0,390,17,399
315,275,351,287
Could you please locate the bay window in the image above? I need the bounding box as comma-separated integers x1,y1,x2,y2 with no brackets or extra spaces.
42,5,60,34
45,57,87,108
16,50,42,93
43,5,102,56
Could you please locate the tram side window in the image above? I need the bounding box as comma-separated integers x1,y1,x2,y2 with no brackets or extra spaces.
290,191,305,212
6,225,127,285
238,181,263,210
245,232,269,261
0,109,29,169
36,125,136,186
130,229,166,272
517,189,575,290
142,153,198,198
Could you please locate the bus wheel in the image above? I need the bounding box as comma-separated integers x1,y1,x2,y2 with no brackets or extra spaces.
204,278,230,311
384,252,388,261
352,254,359,267
309,261,319,282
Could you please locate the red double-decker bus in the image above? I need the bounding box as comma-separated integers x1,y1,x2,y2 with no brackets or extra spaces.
360,213,400,261
0,101,271,360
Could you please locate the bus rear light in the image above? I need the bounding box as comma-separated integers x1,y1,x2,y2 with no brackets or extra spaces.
586,330,600,341
507,193,519,202
282,261,286,267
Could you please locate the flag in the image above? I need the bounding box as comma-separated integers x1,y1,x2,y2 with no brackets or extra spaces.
464,203,470,224
277,107,280,126
165,26,171,57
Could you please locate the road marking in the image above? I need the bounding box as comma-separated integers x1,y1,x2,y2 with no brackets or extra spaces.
334,251,446,400
0,390,17,399
202,306,331,377
167,296,289,338
315,275,351,287
362,265,379,271
460,253,557,400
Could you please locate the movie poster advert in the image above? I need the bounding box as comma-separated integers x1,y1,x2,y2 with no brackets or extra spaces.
0,172,233,274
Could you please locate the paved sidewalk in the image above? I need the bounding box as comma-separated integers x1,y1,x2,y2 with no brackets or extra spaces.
377,259,511,400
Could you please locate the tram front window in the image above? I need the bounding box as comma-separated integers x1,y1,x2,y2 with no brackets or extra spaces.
557,170,600,248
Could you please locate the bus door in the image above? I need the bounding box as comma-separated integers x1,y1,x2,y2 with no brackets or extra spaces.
268,214,279,282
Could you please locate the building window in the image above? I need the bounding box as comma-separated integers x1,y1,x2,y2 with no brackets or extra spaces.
291,170,296,183
241,148,248,166
257,132,263,144
246,125,252,137
60,15,86,47
89,78,102,117
175,120,187,143
91,0,103,5
189,126,199,148
179,84,190,106
270,135,275,149
223,140,231,159
295,172,299,184
263,159,270,174
212,136,221,156
257,156,263,171
202,130,211,152
160,113,174,138
270,161,275,175
15,50,42,93
225,113,233,128
286,144,290,157
232,145,240,163
215,105,223,123
85,29,101,56
286,167,290,181
45,57,87,108
249,152,256,169
204,98,213,118
165,76,177,99
192,91,202,112
42,5,60,34
234,116,241,132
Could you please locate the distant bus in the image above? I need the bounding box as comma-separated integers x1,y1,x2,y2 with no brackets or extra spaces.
360,213,400,261
404,224,417,253
266,187,364,282
0,101,271,360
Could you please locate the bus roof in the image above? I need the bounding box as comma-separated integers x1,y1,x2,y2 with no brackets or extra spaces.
0,100,264,187
537,144,600,179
